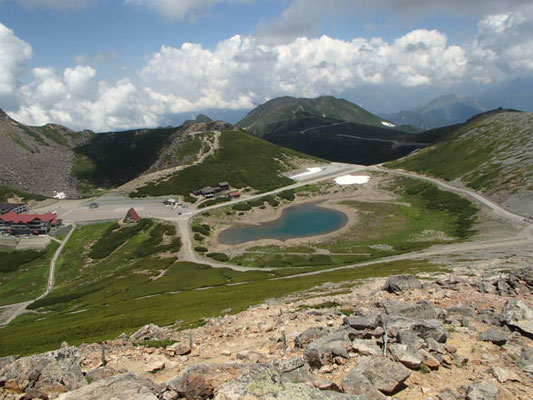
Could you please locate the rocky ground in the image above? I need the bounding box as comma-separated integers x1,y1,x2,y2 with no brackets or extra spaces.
1,261,532,400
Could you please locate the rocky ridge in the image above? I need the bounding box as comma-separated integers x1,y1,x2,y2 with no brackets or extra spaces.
1,264,532,400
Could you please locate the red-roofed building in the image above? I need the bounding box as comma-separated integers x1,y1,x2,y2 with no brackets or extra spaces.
0,211,62,235
124,208,141,224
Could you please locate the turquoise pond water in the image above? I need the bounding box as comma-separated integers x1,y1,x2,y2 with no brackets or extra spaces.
218,201,348,245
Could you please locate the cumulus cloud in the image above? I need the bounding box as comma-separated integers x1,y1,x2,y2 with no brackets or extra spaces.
2,5,533,132
123,0,251,20
0,23,32,108
258,0,533,42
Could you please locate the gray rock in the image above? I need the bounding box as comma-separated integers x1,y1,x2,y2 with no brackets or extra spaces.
389,343,423,369
343,314,380,330
383,275,422,293
304,331,352,369
519,346,533,374
500,299,533,337
438,388,463,400
215,365,361,399
354,356,411,395
1,346,85,398
466,381,502,400
396,331,425,350
479,328,509,345
129,324,168,342
447,304,475,318
380,300,439,320
511,266,533,289
490,366,521,383
385,316,448,343
168,362,244,400
276,358,314,385
57,373,158,400
342,369,386,400
351,339,382,356
295,327,332,348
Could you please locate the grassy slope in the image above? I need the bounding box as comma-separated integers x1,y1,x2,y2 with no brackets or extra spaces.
0,186,47,202
236,96,388,136
73,128,175,189
0,243,59,306
387,111,533,195
133,130,318,197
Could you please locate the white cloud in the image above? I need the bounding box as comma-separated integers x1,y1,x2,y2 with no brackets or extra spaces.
0,23,32,107
123,0,251,20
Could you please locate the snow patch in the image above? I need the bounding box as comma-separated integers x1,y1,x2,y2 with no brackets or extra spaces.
53,191,66,200
334,175,371,185
381,121,396,127
291,167,324,178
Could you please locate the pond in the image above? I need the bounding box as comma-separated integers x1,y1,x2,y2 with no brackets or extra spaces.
218,201,348,245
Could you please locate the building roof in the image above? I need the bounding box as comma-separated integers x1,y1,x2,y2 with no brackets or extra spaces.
0,211,59,225
218,181,230,186
125,208,141,221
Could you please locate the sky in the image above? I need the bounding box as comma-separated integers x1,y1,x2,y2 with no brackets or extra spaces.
0,0,532,131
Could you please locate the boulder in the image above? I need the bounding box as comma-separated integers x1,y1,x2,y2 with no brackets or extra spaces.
354,356,411,395
466,381,502,400
295,327,332,348
438,388,463,400
275,358,314,385
57,373,158,400
341,369,386,400
351,339,382,356
167,342,191,356
129,324,168,342
519,346,533,374
385,316,448,343
168,362,243,400
383,275,422,293
511,266,533,289
479,328,509,346
381,300,439,320
396,331,425,350
215,364,361,400
500,299,533,338
490,366,521,383
343,314,380,330
304,331,352,369
1,346,85,398
389,344,423,369
447,304,475,318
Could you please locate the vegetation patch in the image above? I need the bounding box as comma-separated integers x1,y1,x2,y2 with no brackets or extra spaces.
131,131,311,197
89,220,153,259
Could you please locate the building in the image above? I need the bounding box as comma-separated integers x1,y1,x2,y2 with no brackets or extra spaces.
227,191,241,199
199,187,217,198
0,212,61,235
218,182,230,191
163,198,178,206
0,203,28,215
124,208,141,224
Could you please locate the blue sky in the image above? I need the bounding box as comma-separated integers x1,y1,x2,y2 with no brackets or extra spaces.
0,0,532,130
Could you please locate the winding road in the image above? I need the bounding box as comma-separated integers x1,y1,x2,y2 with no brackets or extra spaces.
2,161,531,326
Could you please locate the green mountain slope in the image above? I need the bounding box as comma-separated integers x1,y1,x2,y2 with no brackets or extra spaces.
388,110,533,216
236,96,391,136
132,130,320,197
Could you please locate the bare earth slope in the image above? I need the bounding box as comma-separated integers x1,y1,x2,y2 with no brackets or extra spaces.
0,109,89,198
388,110,533,217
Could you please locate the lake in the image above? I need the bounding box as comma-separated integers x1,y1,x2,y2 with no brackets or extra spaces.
218,201,348,245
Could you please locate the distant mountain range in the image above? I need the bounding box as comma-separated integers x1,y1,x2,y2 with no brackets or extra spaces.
382,95,487,130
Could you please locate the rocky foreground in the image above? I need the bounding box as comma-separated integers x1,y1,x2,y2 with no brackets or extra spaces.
1,265,532,400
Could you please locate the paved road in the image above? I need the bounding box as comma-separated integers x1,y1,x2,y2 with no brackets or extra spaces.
337,134,424,148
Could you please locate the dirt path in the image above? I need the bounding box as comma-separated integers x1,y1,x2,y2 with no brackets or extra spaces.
117,131,221,193
0,224,76,326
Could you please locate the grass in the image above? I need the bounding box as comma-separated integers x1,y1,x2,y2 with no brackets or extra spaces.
131,130,314,197
0,258,445,357
0,243,59,306
0,185,47,202
224,176,478,269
